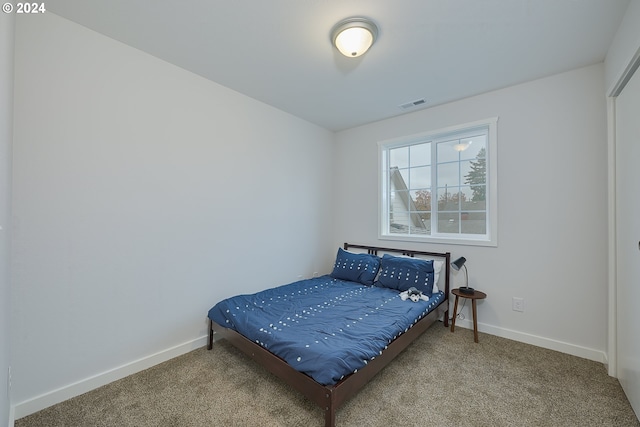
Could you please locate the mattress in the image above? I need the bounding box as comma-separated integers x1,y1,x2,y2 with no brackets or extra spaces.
208,275,444,385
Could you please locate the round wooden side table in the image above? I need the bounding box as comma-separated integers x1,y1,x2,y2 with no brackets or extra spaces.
450,288,487,343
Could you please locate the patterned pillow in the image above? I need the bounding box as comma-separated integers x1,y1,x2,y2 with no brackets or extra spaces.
330,248,381,286
374,254,434,296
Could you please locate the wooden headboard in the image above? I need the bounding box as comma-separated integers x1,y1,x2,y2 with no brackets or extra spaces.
343,242,451,301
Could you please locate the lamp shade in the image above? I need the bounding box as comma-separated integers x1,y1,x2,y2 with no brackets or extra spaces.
331,17,378,57
451,256,473,294
451,256,466,271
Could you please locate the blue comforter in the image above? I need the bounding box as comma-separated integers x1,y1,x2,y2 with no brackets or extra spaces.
208,275,444,385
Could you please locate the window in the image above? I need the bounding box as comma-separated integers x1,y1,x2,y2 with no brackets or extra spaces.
379,118,497,246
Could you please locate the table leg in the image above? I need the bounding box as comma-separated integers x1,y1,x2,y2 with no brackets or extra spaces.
450,295,459,333
472,299,479,343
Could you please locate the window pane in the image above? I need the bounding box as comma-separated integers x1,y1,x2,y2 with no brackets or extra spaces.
460,134,487,161
417,212,431,234
390,167,410,190
389,212,409,234
410,220,429,235
409,166,430,189
410,143,430,167
408,212,429,234
389,147,409,169
410,190,431,212
459,186,473,205
460,160,473,183
461,212,486,234
462,154,486,186
438,212,459,234
437,187,460,211
398,168,409,187
437,139,459,163
437,162,459,187
465,185,486,205
390,190,409,214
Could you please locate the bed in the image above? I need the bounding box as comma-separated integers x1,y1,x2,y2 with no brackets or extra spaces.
207,243,451,427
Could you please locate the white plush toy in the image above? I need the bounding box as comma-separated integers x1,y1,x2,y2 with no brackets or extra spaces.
399,287,429,302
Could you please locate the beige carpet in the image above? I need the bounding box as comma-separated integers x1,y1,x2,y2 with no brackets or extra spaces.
16,324,639,426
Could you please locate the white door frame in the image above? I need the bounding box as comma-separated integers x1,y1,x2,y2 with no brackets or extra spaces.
606,96,616,378
607,46,640,378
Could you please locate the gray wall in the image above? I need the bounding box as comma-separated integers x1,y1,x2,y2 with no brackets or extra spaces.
333,64,608,362
11,13,334,417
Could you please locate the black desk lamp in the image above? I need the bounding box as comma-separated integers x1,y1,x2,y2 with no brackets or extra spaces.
451,256,474,294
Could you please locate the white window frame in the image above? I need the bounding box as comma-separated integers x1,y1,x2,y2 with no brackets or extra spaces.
378,117,498,247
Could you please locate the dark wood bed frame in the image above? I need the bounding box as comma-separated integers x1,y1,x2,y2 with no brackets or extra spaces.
207,243,451,427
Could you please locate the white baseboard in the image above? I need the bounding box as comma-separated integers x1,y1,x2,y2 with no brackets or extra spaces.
454,319,607,363
12,335,208,420
8,403,15,427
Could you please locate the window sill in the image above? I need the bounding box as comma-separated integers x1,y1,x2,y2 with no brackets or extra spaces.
378,233,497,248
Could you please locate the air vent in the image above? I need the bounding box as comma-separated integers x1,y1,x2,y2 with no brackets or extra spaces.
399,98,427,110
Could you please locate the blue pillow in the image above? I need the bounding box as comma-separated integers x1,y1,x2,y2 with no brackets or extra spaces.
374,254,434,296
330,248,380,286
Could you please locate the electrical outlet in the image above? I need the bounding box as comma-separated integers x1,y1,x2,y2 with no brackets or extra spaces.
512,297,525,312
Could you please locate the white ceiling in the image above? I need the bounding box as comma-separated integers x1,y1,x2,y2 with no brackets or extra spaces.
47,0,630,131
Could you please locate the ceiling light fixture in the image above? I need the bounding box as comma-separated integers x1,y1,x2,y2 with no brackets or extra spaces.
331,17,378,58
